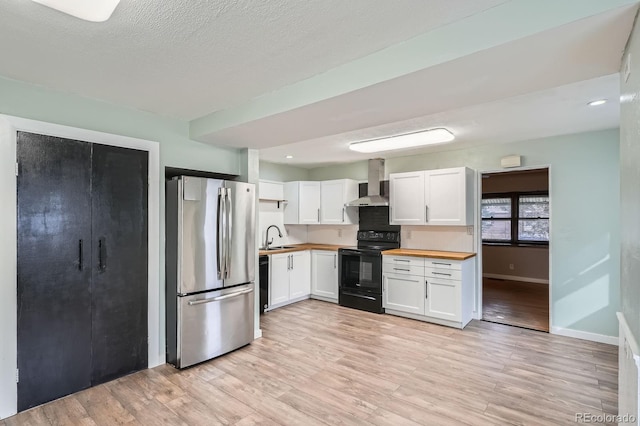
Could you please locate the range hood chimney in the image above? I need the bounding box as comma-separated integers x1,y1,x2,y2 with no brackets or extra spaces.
345,159,389,207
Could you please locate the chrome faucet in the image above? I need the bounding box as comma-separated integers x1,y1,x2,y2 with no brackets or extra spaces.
265,225,283,249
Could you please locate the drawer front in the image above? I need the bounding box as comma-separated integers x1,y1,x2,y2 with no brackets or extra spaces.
383,255,425,268
383,263,425,276
425,267,461,281
424,259,462,271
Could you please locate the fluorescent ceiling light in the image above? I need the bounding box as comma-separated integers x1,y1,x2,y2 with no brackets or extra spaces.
587,99,607,106
32,0,121,22
349,128,455,153
285,155,293,159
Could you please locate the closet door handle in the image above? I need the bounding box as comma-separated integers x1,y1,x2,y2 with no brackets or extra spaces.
98,237,107,272
78,239,84,271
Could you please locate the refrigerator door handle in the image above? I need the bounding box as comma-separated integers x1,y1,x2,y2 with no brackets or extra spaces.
217,188,226,279
225,187,233,279
187,287,254,306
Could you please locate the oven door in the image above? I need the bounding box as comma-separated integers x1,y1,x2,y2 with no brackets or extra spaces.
339,249,382,294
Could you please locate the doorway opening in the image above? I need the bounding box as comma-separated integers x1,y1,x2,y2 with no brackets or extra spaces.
480,168,550,332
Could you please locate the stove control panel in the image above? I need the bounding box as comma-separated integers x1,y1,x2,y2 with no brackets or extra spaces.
357,230,400,242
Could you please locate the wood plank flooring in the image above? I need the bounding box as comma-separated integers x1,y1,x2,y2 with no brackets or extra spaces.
5,299,617,425
483,278,550,332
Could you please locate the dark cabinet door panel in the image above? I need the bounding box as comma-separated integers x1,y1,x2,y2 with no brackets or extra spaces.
90,144,149,385
16,132,92,411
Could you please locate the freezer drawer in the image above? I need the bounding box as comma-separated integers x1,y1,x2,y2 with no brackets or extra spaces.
174,283,254,369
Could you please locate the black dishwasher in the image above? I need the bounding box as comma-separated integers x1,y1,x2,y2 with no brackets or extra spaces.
259,255,269,314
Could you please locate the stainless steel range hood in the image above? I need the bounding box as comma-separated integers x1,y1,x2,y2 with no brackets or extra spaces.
345,159,389,207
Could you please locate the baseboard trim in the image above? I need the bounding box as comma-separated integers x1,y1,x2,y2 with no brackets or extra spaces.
483,273,549,285
551,326,618,345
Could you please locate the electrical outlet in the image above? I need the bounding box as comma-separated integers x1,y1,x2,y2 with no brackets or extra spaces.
509,263,514,270
338,229,343,238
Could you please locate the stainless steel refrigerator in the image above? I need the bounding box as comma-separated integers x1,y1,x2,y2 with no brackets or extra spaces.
166,176,256,368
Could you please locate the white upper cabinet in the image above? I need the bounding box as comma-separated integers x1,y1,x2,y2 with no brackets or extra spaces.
320,179,359,225
284,181,321,224
258,180,284,201
425,167,474,226
390,167,474,226
284,179,358,225
389,171,426,225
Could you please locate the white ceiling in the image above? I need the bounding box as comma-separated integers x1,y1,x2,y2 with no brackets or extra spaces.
0,0,637,169
0,0,506,120
259,73,620,167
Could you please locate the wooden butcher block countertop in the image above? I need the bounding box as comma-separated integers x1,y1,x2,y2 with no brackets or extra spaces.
259,243,349,256
382,248,476,260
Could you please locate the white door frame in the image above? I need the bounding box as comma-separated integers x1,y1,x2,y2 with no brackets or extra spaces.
474,164,552,331
0,115,161,420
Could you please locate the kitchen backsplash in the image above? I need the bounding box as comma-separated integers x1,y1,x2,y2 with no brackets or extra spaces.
306,225,358,245
401,226,474,252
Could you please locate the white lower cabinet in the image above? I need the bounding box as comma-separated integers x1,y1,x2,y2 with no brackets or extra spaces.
425,278,461,322
383,273,425,315
311,250,339,302
268,251,311,309
382,255,475,329
269,253,290,306
289,251,311,299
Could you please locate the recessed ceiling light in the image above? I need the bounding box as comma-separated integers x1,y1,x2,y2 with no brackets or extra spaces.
285,155,293,159
587,99,607,107
349,128,455,153
32,0,121,22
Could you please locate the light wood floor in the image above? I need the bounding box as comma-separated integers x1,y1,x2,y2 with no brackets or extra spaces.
4,299,617,426
483,278,550,332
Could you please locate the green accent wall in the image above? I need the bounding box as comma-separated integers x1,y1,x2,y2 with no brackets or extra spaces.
259,160,310,182
0,76,240,175
309,129,621,338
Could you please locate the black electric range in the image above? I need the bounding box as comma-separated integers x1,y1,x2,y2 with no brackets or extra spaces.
338,230,400,313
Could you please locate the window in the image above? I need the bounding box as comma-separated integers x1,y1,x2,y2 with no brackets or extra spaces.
482,192,549,244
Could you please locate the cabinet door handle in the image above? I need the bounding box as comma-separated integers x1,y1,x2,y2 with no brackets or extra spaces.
432,272,451,276
334,254,337,269
432,262,451,266
342,208,345,222
291,254,294,269
425,205,428,222
394,259,410,262
317,208,320,223
393,268,410,271
426,281,428,299
98,237,107,272
78,239,83,271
